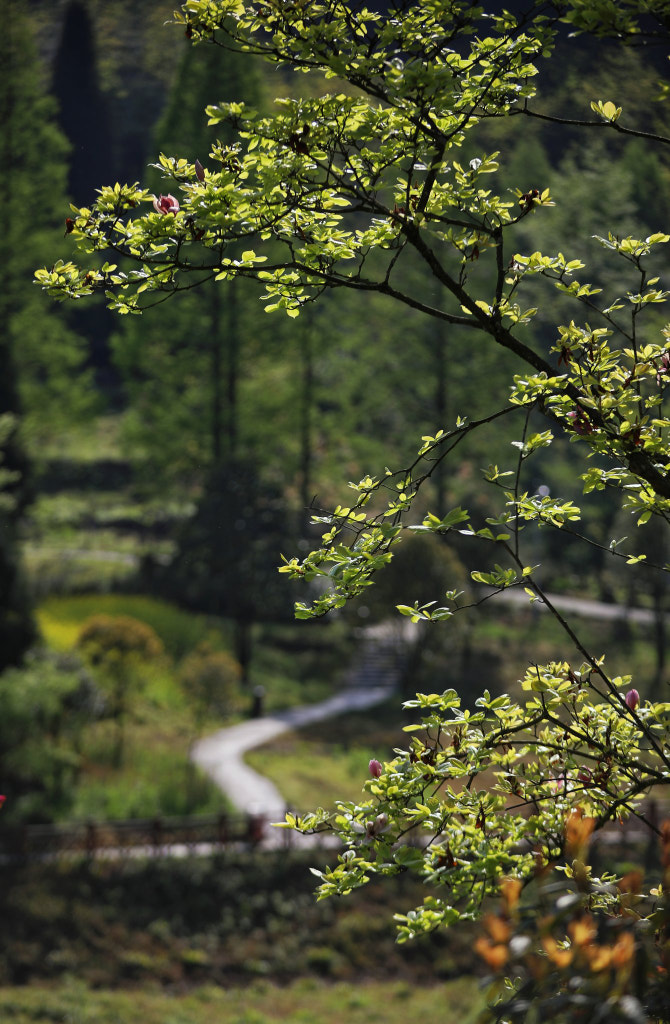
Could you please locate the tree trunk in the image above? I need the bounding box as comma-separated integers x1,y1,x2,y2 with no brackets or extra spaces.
234,616,253,687
226,282,239,458
299,308,315,512
210,284,223,465
432,287,448,520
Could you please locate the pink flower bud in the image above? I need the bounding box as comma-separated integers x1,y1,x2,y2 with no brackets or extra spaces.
369,758,382,778
194,159,205,182
152,194,180,215
567,410,593,435
625,689,640,711
364,813,389,839
0,795,5,810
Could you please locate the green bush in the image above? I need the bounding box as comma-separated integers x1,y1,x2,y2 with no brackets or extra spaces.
76,616,165,767
180,643,242,725
76,614,164,664
0,648,101,822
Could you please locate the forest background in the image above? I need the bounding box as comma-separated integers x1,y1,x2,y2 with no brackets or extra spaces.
1,0,670,1021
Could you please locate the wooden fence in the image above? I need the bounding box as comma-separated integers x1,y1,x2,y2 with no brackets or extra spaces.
0,812,283,864
1,807,666,867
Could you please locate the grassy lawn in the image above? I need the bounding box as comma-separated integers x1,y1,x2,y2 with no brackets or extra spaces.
70,718,231,820
245,699,407,810
37,593,221,659
0,977,483,1024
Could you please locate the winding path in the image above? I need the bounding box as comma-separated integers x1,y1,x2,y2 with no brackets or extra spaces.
191,684,393,819
191,626,413,818
191,589,665,820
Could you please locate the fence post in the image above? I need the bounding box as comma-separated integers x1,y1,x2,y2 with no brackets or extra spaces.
246,813,264,847
86,821,97,860
152,817,163,854
20,824,29,864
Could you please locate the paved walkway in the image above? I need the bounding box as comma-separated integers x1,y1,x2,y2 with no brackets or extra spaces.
191,684,392,821
191,627,414,819
488,586,666,625
191,590,664,823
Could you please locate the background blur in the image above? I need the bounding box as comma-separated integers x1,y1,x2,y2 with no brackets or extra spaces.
1,2,669,1020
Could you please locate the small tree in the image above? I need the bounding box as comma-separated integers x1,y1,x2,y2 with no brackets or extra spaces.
38,1,670,1018
180,642,242,729
77,615,164,766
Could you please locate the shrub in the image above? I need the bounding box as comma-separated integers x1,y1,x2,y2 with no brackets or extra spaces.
76,615,165,766
0,648,101,822
76,614,164,664
180,643,242,726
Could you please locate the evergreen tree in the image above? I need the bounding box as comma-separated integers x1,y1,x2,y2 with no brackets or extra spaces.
51,0,114,206
162,458,294,685
0,0,94,449
50,0,120,397
0,0,95,667
112,39,268,487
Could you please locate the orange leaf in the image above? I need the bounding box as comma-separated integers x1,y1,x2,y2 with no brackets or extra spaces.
484,914,511,945
568,916,596,948
501,877,523,912
542,936,572,968
565,807,596,855
612,931,635,968
618,871,643,895
475,936,509,970
586,944,613,972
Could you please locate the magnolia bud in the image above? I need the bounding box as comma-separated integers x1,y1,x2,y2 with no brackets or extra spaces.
625,689,640,711
369,758,382,778
152,194,180,215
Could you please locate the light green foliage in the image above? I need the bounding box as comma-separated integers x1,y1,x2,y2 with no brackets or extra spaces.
287,676,667,922
37,1,670,1018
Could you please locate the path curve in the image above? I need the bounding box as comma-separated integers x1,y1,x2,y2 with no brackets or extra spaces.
191,589,664,821
487,586,666,625
191,683,393,819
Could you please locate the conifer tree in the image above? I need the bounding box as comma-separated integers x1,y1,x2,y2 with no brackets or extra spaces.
0,0,85,668
51,0,114,206
112,39,266,486
1,0,94,449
